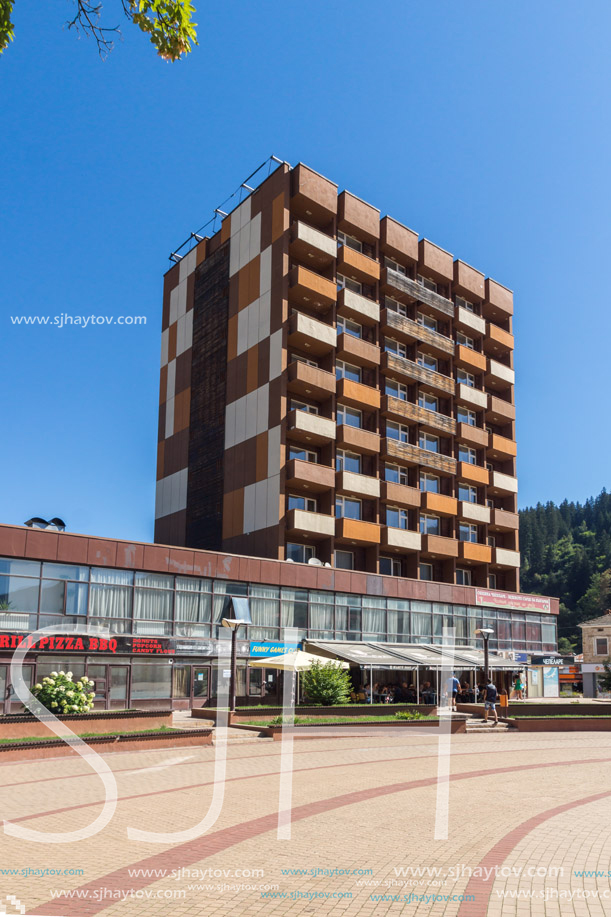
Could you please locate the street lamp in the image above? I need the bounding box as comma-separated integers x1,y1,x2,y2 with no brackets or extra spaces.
475,628,494,682
221,607,251,714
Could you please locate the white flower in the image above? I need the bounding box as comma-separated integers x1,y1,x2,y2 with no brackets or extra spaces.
88,692,95,699
66,671,73,678
58,686,65,693
50,671,58,677
66,691,74,698
59,671,65,676
34,683,42,691
81,676,89,684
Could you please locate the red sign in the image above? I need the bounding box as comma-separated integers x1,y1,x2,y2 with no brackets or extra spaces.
474,589,552,614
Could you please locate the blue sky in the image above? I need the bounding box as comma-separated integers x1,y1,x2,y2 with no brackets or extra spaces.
2,1,609,542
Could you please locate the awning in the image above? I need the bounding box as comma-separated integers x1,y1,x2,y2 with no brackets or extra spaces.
304,641,518,671
305,641,416,669
380,644,459,668
248,650,348,671
427,646,519,671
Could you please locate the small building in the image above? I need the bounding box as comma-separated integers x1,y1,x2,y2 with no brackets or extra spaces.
579,613,611,697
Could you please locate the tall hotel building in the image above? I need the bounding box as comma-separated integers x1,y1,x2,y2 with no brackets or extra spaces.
155,161,519,593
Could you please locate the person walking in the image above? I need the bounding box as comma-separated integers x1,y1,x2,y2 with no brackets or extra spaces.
483,679,499,725
446,673,460,712
514,672,524,701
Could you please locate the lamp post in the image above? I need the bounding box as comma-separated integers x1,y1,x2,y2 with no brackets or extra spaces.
221,618,250,714
475,628,494,683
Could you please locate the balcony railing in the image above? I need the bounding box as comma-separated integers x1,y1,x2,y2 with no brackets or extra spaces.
382,352,454,394
384,267,454,317
382,395,456,435
381,308,454,355
383,438,457,474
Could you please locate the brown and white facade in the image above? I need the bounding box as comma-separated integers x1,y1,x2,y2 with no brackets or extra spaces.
579,612,611,696
155,162,519,592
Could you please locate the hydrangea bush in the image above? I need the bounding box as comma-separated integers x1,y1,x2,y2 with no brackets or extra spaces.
31,671,96,715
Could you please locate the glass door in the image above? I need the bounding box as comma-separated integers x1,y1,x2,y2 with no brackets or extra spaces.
0,665,7,714
192,666,210,706
109,666,128,708
87,664,109,709
7,665,34,713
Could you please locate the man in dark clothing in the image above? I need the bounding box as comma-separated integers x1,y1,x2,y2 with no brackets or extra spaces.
483,679,499,725
446,674,460,712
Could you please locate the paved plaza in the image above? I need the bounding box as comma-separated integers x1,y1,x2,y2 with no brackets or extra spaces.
0,728,610,917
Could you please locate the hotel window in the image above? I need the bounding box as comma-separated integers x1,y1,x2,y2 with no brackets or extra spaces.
385,379,408,401
420,514,440,535
456,568,472,586
336,450,361,473
337,315,362,338
417,274,437,292
419,432,439,453
457,406,476,426
385,296,407,316
387,421,409,443
336,495,362,520
458,483,477,503
290,399,319,415
289,446,318,463
456,296,475,313
286,543,315,563
337,273,362,294
417,351,438,372
419,563,433,581
338,231,362,253
380,556,402,576
459,523,478,543
595,637,609,656
418,391,439,413
288,494,317,512
488,573,497,589
420,472,440,493
291,352,318,367
456,331,475,349
417,312,438,332
385,463,409,485
384,256,407,275
387,506,409,529
337,404,362,428
335,550,354,570
384,337,407,358
457,369,475,388
459,445,477,465
336,360,361,382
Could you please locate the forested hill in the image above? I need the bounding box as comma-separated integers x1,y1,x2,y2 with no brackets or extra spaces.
519,489,611,648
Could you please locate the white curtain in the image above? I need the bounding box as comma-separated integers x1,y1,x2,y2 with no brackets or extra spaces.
89,584,132,618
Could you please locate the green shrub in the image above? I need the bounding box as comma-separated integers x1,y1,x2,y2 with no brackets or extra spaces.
30,670,95,715
395,710,425,721
300,661,352,706
268,715,304,726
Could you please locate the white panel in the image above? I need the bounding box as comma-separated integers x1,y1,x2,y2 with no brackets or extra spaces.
256,383,269,436
179,254,189,284
234,393,247,446
243,483,256,534
239,221,251,273
160,329,169,367
249,212,261,262
176,278,188,319
254,479,268,532
244,389,258,442
266,475,280,528
267,425,281,477
166,359,176,401
186,248,197,277
268,329,283,381
183,307,193,349
169,286,179,326
224,401,237,450
258,290,270,340
236,308,249,357
165,397,175,439
230,204,243,237
175,315,185,358
154,479,164,519
169,470,181,514
229,230,240,277
247,297,260,351
259,245,272,295
178,467,188,509
239,198,251,229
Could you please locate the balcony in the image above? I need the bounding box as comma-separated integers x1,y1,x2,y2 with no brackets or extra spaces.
286,508,335,540
455,344,487,374
484,278,513,321
289,221,336,271
290,163,338,223
457,461,490,486
493,547,521,568
337,377,381,410
382,351,454,395
421,492,458,516
288,265,337,313
337,424,380,455
383,438,457,475
455,306,486,336
459,542,492,564
336,332,380,368
459,502,491,524
486,393,515,423
421,534,459,558
488,433,517,461
336,470,380,499
285,459,335,493
337,245,380,285
490,471,518,495
455,383,488,410
381,481,421,508
484,322,514,355
287,361,336,401
490,508,519,531
337,288,380,325
382,395,456,436
453,259,485,302
381,267,454,317
486,358,515,389
380,308,454,356
382,528,422,552
287,409,335,445
335,517,381,544
288,311,336,356
456,422,489,448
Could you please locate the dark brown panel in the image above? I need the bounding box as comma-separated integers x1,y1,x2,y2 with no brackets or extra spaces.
175,350,192,394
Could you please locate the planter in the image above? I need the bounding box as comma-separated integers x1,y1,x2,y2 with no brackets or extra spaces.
193,704,437,724
0,728,213,761
508,717,611,732
458,703,611,718
232,719,466,740
0,709,173,740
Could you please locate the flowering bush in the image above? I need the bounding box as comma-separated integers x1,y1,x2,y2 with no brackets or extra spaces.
30,671,96,715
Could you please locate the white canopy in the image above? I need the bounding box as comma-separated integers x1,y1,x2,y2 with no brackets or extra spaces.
248,649,349,671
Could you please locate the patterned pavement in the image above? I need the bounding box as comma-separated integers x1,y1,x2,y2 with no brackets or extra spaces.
0,729,609,916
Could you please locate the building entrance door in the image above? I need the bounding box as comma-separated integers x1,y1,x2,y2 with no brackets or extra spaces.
172,664,210,709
